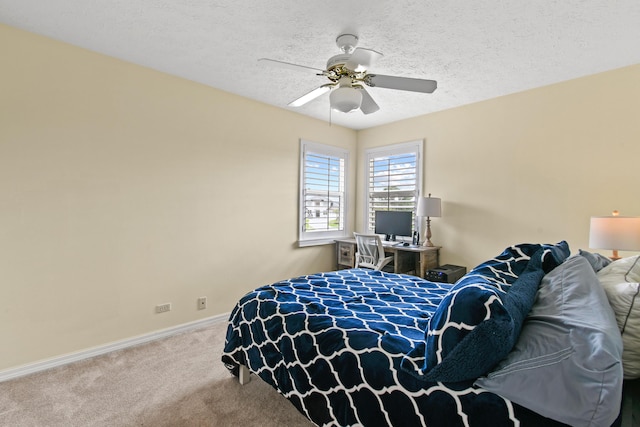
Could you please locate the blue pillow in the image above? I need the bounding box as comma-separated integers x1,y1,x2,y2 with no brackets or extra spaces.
420,241,570,383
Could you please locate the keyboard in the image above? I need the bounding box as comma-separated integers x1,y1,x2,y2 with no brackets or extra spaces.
383,241,409,247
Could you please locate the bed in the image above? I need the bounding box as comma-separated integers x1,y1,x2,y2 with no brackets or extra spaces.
222,242,625,427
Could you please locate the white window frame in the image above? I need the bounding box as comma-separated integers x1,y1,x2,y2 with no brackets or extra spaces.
363,140,423,234
299,139,349,247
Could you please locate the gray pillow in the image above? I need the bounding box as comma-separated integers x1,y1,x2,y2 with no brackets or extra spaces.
579,249,612,272
474,255,623,427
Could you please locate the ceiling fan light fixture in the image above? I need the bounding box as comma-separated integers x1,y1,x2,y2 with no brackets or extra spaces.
330,86,362,113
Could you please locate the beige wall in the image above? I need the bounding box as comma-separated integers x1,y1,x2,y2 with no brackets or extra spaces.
2,23,640,372
357,64,640,268
0,25,356,371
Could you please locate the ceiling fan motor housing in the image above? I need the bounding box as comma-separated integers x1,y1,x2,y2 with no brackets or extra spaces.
326,54,352,72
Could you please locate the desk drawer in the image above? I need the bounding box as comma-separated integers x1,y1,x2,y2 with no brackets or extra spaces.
337,241,355,269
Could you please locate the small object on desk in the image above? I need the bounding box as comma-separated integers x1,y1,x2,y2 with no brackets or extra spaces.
402,242,410,247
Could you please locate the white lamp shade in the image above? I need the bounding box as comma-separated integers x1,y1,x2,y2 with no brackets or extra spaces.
589,216,640,251
416,196,442,218
330,86,362,113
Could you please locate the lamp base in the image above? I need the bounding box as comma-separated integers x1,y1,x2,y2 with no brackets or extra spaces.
611,249,620,261
422,217,434,247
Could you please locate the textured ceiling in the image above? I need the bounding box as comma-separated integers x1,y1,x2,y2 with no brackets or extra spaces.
2,0,640,130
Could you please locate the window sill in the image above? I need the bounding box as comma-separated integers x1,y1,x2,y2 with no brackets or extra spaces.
298,237,345,248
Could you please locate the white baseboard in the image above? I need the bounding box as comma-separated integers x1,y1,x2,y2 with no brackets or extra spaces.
0,312,230,383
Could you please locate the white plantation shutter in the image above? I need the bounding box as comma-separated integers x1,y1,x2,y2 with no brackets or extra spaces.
299,140,349,246
365,141,423,233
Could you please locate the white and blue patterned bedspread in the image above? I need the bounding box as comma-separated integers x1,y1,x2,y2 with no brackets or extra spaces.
221,266,569,427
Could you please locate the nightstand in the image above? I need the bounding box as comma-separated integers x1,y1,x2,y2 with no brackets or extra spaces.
621,379,640,427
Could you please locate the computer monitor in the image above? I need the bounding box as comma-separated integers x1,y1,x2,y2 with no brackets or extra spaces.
374,210,413,241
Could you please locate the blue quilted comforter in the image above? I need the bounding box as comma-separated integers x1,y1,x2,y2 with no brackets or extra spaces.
222,243,572,427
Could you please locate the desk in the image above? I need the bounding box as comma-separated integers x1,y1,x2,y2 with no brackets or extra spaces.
335,238,440,279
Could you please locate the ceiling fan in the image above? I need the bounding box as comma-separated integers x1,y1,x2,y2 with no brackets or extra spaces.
258,34,438,115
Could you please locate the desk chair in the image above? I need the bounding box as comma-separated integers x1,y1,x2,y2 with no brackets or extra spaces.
353,233,395,271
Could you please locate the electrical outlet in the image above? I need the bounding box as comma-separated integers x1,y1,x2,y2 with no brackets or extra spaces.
156,303,171,313
197,297,207,310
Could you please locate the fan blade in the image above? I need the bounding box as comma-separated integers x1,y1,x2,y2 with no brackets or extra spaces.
288,84,333,107
345,48,383,72
364,74,437,93
358,87,380,115
258,58,325,73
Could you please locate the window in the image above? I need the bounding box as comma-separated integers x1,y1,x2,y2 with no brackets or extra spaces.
299,140,349,246
364,140,423,233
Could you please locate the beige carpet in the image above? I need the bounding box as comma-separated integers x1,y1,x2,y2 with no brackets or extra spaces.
0,321,314,426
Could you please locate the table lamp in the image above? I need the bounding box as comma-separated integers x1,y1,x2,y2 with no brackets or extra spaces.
416,194,442,247
589,210,640,260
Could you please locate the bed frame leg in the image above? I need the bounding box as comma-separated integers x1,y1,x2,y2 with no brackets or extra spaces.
238,364,251,385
